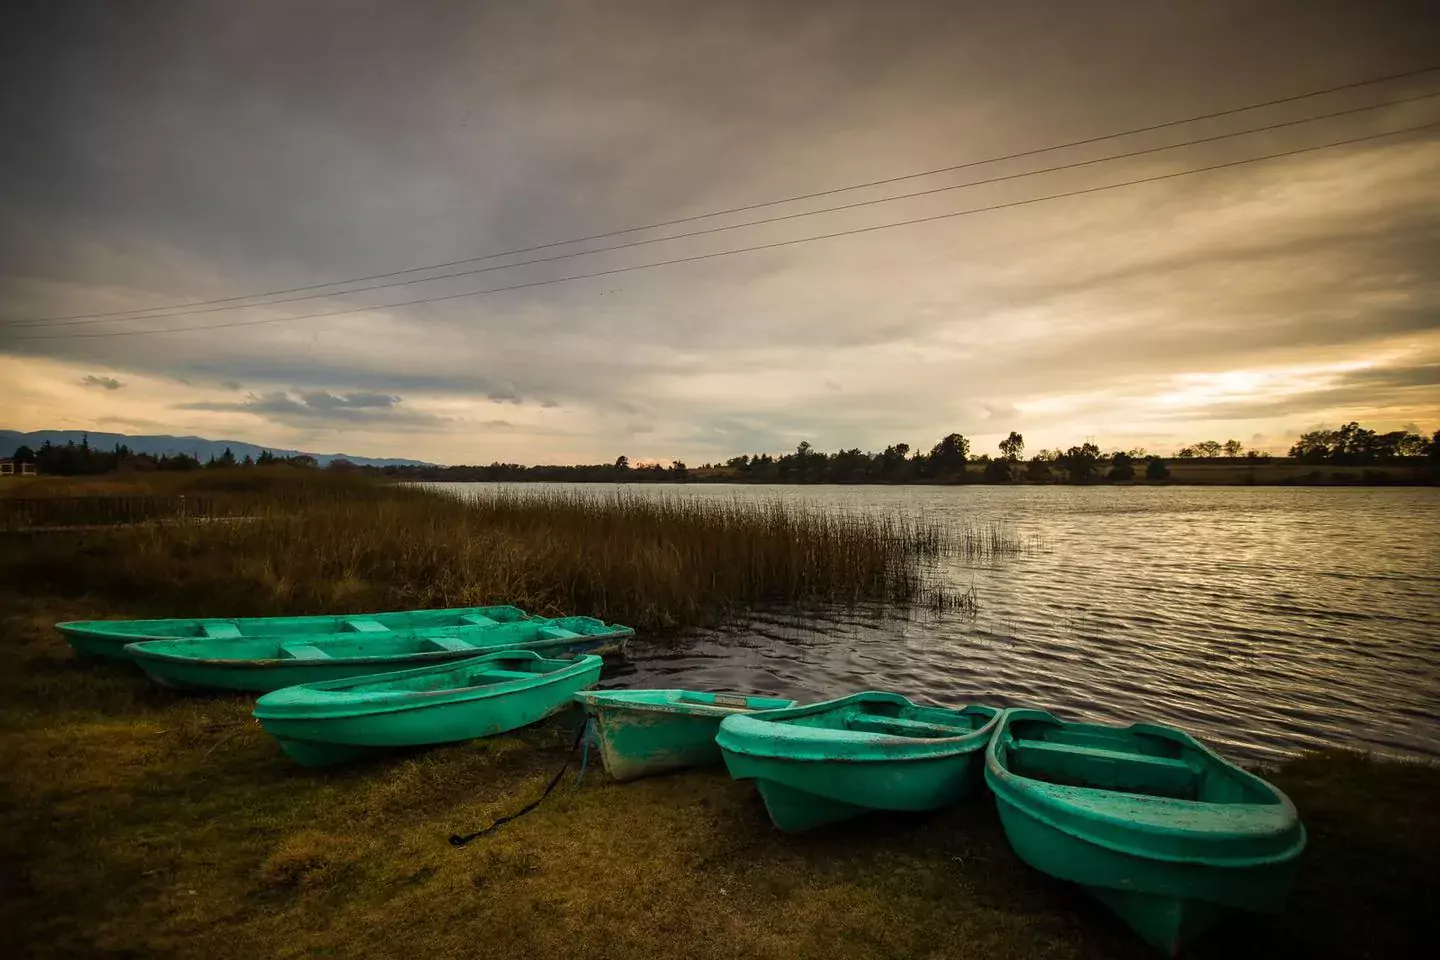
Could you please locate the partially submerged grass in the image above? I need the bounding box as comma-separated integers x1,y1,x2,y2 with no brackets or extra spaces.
0,592,1432,959
2,473,984,630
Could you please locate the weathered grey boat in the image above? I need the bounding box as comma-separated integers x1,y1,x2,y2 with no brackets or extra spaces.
573,689,797,781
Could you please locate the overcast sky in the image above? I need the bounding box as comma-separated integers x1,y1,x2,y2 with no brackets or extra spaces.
2,0,1437,464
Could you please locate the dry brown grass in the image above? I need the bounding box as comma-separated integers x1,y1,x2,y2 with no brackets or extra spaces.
2,472,973,630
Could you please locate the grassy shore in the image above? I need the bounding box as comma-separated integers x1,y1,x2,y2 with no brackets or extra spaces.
1,590,1433,959
0,472,987,630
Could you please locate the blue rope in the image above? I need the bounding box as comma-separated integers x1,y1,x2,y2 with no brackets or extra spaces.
576,715,596,788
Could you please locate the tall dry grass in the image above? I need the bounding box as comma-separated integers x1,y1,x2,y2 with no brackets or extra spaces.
3,474,994,630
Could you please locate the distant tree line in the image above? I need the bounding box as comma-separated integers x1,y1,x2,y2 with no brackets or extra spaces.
1175,439,1260,458
5,437,319,476
366,454,691,483
1168,425,1435,463
12,422,1437,483
377,423,1436,485
1286,422,1433,464
373,432,1230,485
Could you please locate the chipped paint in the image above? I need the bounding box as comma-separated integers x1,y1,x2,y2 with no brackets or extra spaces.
574,689,796,781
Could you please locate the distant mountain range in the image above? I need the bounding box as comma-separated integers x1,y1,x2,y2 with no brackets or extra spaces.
0,429,432,468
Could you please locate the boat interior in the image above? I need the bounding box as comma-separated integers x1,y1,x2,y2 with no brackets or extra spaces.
586,690,796,712
334,655,573,694
135,617,607,661
673,691,795,711
191,609,527,639
76,606,530,639
1000,717,1278,804
786,697,999,739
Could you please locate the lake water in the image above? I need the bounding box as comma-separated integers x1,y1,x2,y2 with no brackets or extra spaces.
444,483,1440,763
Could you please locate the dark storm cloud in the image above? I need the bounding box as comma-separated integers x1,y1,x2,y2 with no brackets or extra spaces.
295,390,398,411
176,390,447,428
485,387,525,405
79,374,123,390
1339,363,1440,390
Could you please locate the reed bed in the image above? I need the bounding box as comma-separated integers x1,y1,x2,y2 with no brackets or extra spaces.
3,476,1008,630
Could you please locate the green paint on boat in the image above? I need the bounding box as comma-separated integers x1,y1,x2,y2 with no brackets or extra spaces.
124,616,634,692
716,691,1000,832
985,708,1306,956
253,650,602,766
55,605,531,660
573,689,796,781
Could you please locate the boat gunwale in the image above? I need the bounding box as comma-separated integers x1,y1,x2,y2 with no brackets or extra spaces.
253,652,604,720
54,604,531,641
573,689,797,719
717,691,1002,763
123,627,634,669
986,708,1307,869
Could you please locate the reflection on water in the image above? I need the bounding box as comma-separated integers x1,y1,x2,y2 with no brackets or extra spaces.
449,483,1440,762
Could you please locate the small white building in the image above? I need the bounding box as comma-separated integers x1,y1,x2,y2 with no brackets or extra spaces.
0,459,38,477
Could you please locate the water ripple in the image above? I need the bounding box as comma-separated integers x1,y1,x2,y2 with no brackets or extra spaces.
460,482,1440,763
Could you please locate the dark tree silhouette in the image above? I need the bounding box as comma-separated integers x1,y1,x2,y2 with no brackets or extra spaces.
1289,423,1426,464
927,433,970,477
999,431,1024,461
1194,440,1223,458
1056,443,1102,483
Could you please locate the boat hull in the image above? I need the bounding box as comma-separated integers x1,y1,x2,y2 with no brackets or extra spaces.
729,750,985,832
994,795,1300,954
717,692,1000,832
254,652,602,766
125,617,632,692
57,605,530,660
986,708,1305,956
574,690,795,781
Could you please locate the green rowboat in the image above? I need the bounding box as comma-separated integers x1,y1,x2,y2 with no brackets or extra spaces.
57,605,530,660
985,708,1305,956
573,689,796,781
717,691,1001,832
253,650,603,766
125,616,633,692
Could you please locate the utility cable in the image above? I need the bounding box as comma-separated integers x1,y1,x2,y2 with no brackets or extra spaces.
8,63,1437,326
11,92,1436,330
9,120,1436,343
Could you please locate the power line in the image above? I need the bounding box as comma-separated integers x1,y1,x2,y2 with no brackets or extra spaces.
13,90,1435,331
12,120,1434,343
10,62,1438,326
